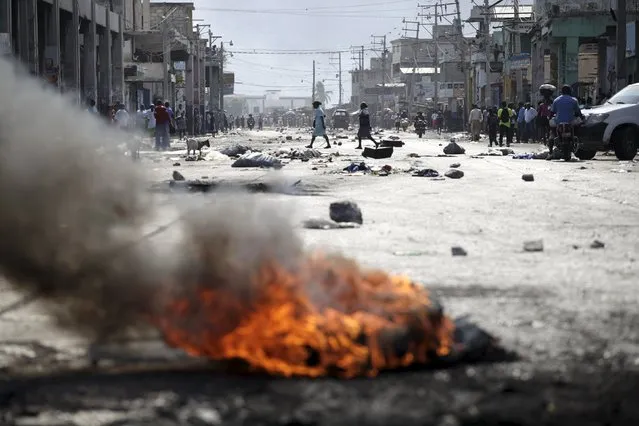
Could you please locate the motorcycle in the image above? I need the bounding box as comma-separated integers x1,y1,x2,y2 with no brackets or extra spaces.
415,119,426,138
554,122,582,161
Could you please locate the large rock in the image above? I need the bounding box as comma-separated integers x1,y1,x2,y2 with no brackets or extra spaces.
443,141,465,155
445,169,464,179
329,201,363,224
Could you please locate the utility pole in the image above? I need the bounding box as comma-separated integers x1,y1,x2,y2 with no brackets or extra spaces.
616,0,627,92
484,0,492,107
162,21,171,102
312,60,316,101
403,18,421,113
338,52,342,105
330,51,343,106
513,0,523,103
433,5,439,105
372,35,388,110
219,41,224,112
350,45,365,106
454,0,468,127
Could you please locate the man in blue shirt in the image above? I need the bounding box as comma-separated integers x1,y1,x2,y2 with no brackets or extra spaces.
549,85,583,157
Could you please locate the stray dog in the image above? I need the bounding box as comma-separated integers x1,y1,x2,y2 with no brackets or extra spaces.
186,138,210,156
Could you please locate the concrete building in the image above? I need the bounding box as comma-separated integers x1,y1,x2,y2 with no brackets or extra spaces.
530,0,628,102
237,91,312,116
0,0,128,110
389,34,466,111
350,57,397,113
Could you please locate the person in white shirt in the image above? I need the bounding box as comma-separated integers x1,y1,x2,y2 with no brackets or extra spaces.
469,105,483,141
523,103,537,143
114,104,130,130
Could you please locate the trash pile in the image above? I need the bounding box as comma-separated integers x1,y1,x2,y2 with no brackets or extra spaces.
231,151,282,169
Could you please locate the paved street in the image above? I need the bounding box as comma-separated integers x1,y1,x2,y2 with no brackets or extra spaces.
2,128,639,425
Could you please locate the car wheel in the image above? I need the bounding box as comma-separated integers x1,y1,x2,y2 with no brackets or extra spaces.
575,148,597,160
614,126,638,160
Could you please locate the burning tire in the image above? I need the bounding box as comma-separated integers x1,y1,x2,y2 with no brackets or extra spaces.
575,148,596,160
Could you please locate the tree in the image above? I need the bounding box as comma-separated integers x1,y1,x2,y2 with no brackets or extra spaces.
314,81,331,105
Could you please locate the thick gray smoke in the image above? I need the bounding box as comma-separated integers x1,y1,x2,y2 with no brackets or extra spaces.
0,58,302,342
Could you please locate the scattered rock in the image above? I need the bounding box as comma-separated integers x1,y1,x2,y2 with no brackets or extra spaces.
450,163,461,168
172,171,185,181
499,148,515,155
523,240,544,252
388,135,401,140
443,142,466,155
329,201,363,224
173,162,181,167
590,240,605,249
408,153,420,158
451,246,468,256
522,174,535,182
445,169,464,179
286,135,293,140
302,218,361,230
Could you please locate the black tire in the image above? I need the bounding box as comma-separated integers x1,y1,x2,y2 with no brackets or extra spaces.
614,126,639,160
575,148,597,160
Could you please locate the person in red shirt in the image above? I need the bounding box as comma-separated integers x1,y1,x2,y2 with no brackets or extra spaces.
154,100,171,151
536,100,551,143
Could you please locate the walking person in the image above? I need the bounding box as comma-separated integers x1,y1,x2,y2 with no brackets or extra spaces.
524,103,537,143
154,100,171,151
175,105,187,140
355,102,378,150
497,101,512,147
487,107,499,147
516,102,525,143
469,104,483,141
306,101,331,149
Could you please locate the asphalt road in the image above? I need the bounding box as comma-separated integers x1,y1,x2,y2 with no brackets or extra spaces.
1,128,639,425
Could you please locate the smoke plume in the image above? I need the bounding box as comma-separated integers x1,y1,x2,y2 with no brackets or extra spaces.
0,58,302,341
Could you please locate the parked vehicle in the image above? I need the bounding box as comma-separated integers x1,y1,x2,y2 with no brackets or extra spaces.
332,109,349,129
579,83,639,160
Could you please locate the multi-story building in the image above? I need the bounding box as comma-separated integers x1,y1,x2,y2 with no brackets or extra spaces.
350,57,399,113
389,30,466,110
0,0,128,110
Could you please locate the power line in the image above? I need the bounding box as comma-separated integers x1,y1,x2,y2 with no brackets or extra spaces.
198,0,415,12
194,7,408,18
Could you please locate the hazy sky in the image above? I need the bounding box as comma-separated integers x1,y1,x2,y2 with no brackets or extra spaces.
159,0,476,104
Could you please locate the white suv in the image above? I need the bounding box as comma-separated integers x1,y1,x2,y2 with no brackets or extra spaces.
580,84,639,160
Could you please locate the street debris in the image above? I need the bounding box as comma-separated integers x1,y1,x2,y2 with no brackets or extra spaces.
407,153,421,158
445,169,464,179
285,136,293,140
380,139,405,147
276,148,322,161
450,163,461,168
522,174,535,182
220,144,251,157
172,171,185,181
204,151,229,162
302,218,361,230
513,151,550,160
590,240,605,249
173,162,181,167
523,240,544,252
231,152,282,169
443,141,465,155
362,146,393,159
393,250,432,256
451,246,468,256
344,162,370,173
330,201,363,224
413,169,440,177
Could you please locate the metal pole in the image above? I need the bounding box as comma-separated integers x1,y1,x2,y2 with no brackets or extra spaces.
162,21,170,101
219,41,224,112
434,5,439,105
208,31,214,112
312,60,316,101
338,51,342,106
381,35,387,110
513,0,523,102
484,0,492,107
616,0,627,92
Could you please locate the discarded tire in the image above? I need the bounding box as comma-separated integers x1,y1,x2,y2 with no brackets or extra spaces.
522,174,534,182
329,201,363,224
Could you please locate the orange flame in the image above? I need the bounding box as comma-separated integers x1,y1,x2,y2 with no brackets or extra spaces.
156,253,455,378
